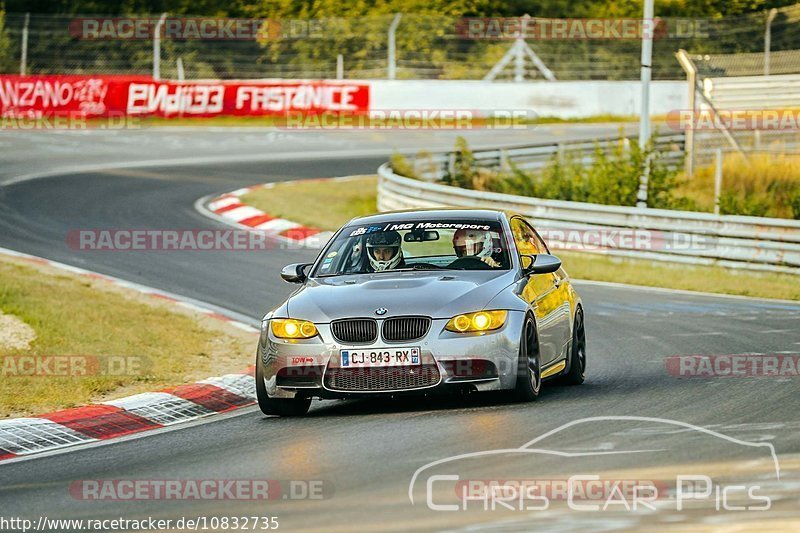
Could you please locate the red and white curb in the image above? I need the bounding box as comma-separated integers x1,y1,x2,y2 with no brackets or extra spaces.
199,178,339,249
0,246,260,462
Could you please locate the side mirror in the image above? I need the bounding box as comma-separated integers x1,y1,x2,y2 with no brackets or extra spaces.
521,254,562,275
281,263,311,283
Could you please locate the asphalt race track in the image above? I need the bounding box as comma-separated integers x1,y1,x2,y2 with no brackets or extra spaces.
1,128,799,531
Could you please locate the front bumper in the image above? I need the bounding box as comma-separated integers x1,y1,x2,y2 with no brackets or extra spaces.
258,313,524,399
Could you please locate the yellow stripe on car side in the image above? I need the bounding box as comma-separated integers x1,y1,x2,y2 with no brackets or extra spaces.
541,360,566,379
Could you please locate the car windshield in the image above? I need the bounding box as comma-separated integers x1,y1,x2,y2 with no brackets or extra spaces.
313,218,511,277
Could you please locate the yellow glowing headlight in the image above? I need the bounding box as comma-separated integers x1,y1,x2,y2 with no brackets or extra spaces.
445,310,508,333
271,319,318,339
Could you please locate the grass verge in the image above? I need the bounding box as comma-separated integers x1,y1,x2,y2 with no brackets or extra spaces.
241,176,378,229
0,256,253,418
238,175,800,301
557,251,800,300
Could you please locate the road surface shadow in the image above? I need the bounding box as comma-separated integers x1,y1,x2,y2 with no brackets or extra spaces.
299,382,606,418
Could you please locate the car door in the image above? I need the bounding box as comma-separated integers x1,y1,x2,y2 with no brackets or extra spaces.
510,217,571,366
528,224,573,359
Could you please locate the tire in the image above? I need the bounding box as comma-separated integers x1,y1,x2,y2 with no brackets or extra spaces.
559,306,586,385
255,352,311,417
513,315,541,402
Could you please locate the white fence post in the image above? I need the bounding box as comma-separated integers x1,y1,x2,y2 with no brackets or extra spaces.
638,0,654,150
714,148,723,216
336,54,344,80
153,12,167,80
675,50,697,178
636,0,654,208
19,13,29,76
764,8,777,76
387,14,402,80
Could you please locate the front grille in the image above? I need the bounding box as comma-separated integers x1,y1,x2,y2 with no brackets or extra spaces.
382,316,431,342
324,365,440,392
331,319,378,344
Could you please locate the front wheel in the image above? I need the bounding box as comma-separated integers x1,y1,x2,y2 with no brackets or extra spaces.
559,306,586,385
513,315,541,401
255,353,311,416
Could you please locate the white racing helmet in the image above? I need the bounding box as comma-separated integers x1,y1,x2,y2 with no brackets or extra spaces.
453,228,494,259
366,231,403,271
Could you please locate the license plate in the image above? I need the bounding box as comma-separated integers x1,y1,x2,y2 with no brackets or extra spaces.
340,347,420,368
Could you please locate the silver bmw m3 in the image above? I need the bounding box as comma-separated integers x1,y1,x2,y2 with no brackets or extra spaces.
256,209,586,416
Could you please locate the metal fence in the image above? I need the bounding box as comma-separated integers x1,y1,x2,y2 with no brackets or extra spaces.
691,130,800,168
675,48,800,172
406,133,686,182
2,6,800,81
378,163,800,273
701,73,800,110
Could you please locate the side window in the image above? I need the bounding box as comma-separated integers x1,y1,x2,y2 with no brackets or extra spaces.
511,218,545,256
531,229,550,254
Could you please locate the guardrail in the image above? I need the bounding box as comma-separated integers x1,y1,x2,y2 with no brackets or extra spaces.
377,164,800,274
408,134,686,182
703,73,800,110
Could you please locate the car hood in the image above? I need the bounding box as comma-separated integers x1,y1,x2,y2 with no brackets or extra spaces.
285,270,517,322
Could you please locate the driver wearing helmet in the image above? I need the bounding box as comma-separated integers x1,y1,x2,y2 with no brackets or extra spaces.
452,228,500,268
366,230,404,272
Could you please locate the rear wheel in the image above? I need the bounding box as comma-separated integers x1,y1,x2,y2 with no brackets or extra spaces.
513,315,541,401
560,306,586,385
255,353,311,416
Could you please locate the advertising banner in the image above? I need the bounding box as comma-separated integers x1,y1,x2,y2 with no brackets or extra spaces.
0,75,370,118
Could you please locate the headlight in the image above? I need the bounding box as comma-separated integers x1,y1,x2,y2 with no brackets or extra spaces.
271,318,318,339
445,310,508,333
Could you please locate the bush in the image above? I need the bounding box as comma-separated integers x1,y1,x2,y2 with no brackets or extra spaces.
718,192,771,217
390,153,418,179
446,134,687,209
791,190,800,220
442,136,478,189
584,140,640,206
528,151,590,201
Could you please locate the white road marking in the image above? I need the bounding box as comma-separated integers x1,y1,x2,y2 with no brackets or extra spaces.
673,331,725,337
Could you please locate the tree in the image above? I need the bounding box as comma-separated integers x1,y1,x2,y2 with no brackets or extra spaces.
0,9,16,74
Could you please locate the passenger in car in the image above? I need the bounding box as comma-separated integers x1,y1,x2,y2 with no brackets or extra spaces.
451,228,502,268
